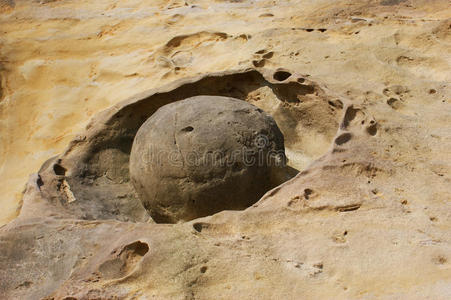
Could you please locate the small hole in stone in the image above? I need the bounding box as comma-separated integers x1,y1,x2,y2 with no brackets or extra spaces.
253,59,266,68
367,124,378,136
328,99,343,109
193,222,209,233
200,266,208,273
181,126,194,132
305,28,314,32
125,241,149,256
387,98,399,107
297,78,305,83
304,188,313,200
273,71,292,81
335,133,352,145
429,89,436,94
37,175,44,188
318,28,327,32
53,163,66,176
262,52,274,59
342,106,359,128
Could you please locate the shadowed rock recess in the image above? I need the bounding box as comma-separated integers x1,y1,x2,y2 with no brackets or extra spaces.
9,69,338,224
0,68,346,298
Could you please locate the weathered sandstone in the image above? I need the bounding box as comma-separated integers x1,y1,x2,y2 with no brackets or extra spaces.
0,0,450,299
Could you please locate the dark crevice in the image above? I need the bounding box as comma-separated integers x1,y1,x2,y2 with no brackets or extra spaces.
273,71,292,81
53,163,66,176
335,133,352,145
193,222,209,232
181,126,194,132
342,106,359,128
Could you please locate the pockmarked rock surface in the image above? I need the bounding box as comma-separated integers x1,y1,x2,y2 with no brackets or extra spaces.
0,0,450,299
130,96,286,223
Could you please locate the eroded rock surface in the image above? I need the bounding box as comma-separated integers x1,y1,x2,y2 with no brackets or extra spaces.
0,0,450,299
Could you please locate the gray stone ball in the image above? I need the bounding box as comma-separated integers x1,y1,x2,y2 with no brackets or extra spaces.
129,96,286,223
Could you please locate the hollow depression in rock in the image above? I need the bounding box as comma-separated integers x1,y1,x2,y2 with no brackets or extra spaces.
24,70,341,225
130,96,287,223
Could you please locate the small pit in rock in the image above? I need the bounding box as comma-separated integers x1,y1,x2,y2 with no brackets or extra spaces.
181,126,194,132
98,241,149,279
335,133,352,145
273,71,292,81
53,163,66,176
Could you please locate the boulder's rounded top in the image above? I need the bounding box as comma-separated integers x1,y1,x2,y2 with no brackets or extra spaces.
130,95,286,223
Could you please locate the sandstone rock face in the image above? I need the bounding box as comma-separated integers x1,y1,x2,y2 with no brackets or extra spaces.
0,0,450,299
130,96,286,223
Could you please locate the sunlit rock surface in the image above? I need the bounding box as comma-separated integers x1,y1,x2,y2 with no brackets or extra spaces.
0,0,450,299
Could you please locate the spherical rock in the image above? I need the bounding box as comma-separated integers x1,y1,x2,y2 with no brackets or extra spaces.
129,96,286,223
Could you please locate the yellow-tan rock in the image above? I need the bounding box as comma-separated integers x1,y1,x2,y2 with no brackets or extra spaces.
0,0,450,299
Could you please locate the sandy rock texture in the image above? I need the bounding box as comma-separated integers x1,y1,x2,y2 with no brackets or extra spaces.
0,0,450,299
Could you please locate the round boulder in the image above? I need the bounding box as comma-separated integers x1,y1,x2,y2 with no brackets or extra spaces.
129,96,286,223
